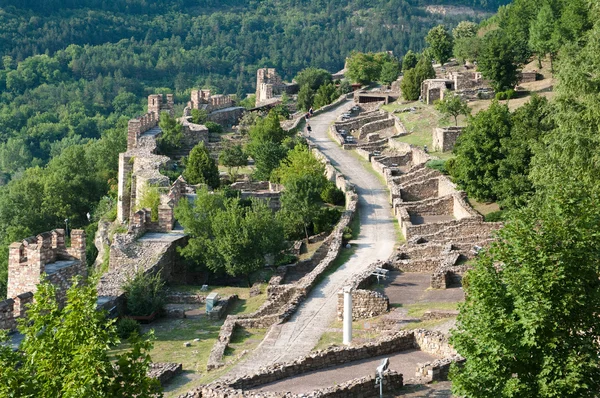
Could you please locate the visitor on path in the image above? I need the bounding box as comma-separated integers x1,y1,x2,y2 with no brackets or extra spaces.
309,107,314,116
306,123,312,136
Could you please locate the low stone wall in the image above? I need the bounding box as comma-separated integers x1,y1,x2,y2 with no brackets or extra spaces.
432,126,463,153
422,310,459,320
227,331,416,390
180,371,402,398
337,289,389,320
166,293,207,304
148,362,183,385
358,116,395,139
208,295,238,320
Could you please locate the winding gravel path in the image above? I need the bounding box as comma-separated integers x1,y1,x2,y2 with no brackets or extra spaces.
223,100,396,378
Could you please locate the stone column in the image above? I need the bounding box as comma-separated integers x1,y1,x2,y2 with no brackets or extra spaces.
343,286,352,345
117,154,133,223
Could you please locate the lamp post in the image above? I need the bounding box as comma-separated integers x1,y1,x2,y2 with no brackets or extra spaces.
64,218,69,238
375,358,389,398
343,286,352,345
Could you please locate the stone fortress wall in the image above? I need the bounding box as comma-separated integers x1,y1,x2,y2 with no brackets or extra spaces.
1,229,86,331
255,68,299,106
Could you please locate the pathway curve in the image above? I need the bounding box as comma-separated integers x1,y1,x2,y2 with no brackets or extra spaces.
223,100,396,378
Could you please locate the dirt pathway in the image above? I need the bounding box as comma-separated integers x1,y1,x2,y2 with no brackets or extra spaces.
223,100,396,378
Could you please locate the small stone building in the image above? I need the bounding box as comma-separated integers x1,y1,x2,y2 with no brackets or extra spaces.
421,79,455,105
432,126,464,153
519,71,538,84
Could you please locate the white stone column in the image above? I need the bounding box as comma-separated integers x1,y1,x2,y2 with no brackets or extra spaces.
343,286,352,345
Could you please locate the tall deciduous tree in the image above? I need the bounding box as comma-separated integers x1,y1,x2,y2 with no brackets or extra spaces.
448,101,512,201
426,25,454,66
346,52,384,85
450,187,600,397
157,113,183,154
175,189,285,282
402,50,418,71
529,4,558,69
0,278,161,397
477,30,520,92
379,60,401,85
453,21,478,39
294,67,332,91
400,55,435,101
297,84,315,111
219,144,247,181
184,142,220,188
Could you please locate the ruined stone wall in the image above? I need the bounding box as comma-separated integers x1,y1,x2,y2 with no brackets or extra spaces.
432,127,463,153
206,107,245,126
208,295,238,321
337,288,389,320
228,331,416,391
148,94,174,116
357,117,395,139
148,363,183,386
7,229,86,300
400,178,439,202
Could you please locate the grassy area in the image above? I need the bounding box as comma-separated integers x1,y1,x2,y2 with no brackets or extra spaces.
402,301,460,318
399,317,455,331
218,165,254,176
314,314,388,351
110,284,269,396
467,198,500,217
298,240,326,261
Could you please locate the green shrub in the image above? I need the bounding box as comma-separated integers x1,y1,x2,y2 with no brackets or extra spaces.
495,89,516,100
484,210,506,222
342,226,353,242
425,159,449,174
320,182,345,205
205,121,223,134
313,207,342,234
116,318,140,339
123,271,166,317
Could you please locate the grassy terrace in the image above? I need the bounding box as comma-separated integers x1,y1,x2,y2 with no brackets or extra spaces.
110,284,269,396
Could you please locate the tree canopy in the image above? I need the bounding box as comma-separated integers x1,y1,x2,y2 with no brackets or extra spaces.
425,25,454,65
184,142,220,188
0,277,161,397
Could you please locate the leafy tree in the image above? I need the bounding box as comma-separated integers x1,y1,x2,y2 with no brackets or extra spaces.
529,4,558,69
219,144,247,181
477,30,520,92
251,141,288,181
239,95,256,109
450,188,600,397
123,271,166,316
313,82,338,109
157,113,183,154
494,95,553,209
183,142,220,188
346,51,386,85
453,21,478,39
176,189,285,282
0,278,161,397
425,25,454,65
294,67,332,90
279,173,326,240
448,101,512,202
400,55,435,101
190,108,208,124
272,144,326,186
454,36,483,64
379,60,401,85
434,91,471,126
205,121,223,134
297,84,315,111
402,50,418,71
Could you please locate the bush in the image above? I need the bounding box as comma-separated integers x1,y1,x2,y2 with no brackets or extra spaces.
205,121,223,134
123,271,166,317
342,226,353,242
425,159,449,174
116,318,140,339
484,210,506,222
320,182,345,205
495,89,516,100
313,207,342,234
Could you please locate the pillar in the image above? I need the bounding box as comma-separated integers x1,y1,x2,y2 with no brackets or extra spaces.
343,286,353,345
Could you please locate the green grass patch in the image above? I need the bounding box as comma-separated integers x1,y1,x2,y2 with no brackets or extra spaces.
313,331,343,351
400,317,454,331
403,302,459,318
169,284,268,316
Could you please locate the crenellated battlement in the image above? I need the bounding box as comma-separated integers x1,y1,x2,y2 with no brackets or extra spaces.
189,89,235,113
7,229,86,300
